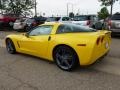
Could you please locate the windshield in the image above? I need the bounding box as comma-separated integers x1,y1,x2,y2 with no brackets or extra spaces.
46,17,61,22
74,16,89,21
26,19,34,23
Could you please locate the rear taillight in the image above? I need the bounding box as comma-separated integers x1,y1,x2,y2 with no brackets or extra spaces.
101,36,104,43
86,20,90,25
96,37,101,45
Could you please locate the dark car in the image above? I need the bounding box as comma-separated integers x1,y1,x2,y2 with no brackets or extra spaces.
25,17,47,31
106,13,120,35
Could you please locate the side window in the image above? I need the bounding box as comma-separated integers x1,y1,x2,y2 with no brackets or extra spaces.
55,17,60,21
62,17,70,21
29,25,53,36
56,25,73,34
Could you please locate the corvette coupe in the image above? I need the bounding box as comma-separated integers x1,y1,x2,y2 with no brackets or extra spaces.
5,22,111,71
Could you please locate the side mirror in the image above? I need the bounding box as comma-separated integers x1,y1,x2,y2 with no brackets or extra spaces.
25,33,29,38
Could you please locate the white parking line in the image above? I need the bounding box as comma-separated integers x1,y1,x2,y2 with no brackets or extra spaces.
0,39,5,48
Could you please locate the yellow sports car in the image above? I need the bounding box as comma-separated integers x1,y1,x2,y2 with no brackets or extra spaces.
5,22,111,71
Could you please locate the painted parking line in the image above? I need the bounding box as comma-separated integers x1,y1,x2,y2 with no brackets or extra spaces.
0,39,5,48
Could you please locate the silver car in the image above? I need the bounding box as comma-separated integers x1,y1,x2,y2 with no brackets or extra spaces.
13,18,28,31
72,15,103,30
45,17,72,24
107,13,120,34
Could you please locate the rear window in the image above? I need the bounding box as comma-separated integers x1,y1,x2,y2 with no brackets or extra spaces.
46,17,60,22
111,15,120,20
15,18,26,23
74,16,90,21
56,24,96,34
26,19,34,23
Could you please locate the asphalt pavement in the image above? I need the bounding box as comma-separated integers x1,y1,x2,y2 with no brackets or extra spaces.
0,31,120,90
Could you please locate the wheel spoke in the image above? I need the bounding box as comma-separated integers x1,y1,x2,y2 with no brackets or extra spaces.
6,40,14,53
56,53,64,65
64,60,71,67
55,47,76,70
61,48,66,55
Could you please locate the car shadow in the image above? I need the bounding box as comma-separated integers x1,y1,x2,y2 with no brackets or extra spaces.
112,34,120,39
3,48,106,74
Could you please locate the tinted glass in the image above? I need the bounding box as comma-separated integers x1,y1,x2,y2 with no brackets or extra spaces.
74,16,89,21
57,24,96,34
26,19,34,23
46,17,55,22
111,15,120,20
46,17,60,22
29,25,53,36
62,17,70,21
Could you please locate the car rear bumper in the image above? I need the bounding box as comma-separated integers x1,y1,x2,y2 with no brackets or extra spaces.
110,29,120,33
79,31,111,66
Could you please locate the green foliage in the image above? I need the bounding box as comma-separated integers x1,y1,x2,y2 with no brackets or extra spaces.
99,0,119,6
0,0,35,16
0,0,7,10
69,12,74,18
98,7,109,19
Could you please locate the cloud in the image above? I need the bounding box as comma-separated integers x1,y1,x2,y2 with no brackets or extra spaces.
35,0,120,16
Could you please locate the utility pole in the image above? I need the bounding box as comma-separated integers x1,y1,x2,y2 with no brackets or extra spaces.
67,3,74,16
110,0,114,16
35,0,37,17
67,3,69,16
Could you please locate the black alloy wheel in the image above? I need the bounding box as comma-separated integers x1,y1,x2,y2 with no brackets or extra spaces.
53,46,79,71
6,39,16,54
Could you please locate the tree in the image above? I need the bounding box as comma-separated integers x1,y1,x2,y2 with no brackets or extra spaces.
98,7,109,20
69,12,74,18
99,0,119,15
0,0,35,16
0,0,7,14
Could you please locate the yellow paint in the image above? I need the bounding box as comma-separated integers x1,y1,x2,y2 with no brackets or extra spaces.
5,23,111,65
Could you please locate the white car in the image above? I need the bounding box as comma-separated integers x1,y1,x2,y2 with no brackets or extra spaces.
72,15,100,28
13,18,28,31
45,17,72,24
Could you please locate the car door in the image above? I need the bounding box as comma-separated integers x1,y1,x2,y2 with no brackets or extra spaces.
18,25,53,58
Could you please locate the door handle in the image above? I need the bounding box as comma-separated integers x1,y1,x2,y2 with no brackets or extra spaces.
48,36,51,41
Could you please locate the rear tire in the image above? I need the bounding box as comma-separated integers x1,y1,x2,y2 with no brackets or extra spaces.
53,46,79,71
6,39,16,54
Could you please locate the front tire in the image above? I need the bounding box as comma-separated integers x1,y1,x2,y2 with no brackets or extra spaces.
6,39,16,54
53,46,79,71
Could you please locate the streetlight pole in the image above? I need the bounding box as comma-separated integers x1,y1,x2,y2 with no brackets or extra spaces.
67,3,74,16
35,0,37,17
110,0,114,16
67,3,69,16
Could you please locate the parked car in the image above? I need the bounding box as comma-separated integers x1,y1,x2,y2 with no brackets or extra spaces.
45,16,71,23
13,18,28,31
14,17,47,32
106,13,120,35
72,15,103,30
5,22,111,71
0,14,17,28
25,17,47,31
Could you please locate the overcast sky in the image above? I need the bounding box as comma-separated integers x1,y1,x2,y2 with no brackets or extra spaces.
35,0,120,16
